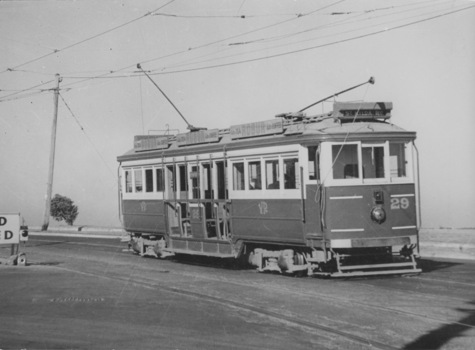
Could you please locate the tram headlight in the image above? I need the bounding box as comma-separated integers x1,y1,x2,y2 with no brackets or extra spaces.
371,206,386,224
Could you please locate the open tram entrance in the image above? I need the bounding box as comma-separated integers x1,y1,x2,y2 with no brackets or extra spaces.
164,159,230,245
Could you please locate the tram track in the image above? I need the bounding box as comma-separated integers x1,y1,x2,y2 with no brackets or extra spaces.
25,238,398,349
26,236,475,348
52,264,399,350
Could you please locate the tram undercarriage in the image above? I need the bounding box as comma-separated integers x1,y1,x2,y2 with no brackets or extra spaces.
246,244,421,277
126,233,421,278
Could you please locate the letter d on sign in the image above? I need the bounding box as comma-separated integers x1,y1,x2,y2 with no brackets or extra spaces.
0,216,6,226
4,230,13,240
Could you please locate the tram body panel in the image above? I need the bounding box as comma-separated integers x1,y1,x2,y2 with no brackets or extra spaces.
122,199,166,235
323,184,417,238
230,198,305,244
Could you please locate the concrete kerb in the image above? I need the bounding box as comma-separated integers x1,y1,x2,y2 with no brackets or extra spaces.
28,225,126,238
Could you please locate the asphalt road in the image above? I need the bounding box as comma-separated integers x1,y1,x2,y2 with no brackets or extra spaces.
1,236,474,350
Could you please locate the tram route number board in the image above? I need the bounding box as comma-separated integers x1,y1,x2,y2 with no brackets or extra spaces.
0,214,20,245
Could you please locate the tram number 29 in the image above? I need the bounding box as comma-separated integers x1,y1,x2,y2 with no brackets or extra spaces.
390,197,410,210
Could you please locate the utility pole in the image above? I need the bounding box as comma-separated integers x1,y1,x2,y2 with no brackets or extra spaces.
41,73,61,231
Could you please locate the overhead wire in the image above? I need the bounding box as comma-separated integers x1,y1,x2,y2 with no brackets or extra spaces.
150,0,458,73
52,0,347,89
3,1,473,93
0,0,176,75
0,79,54,103
59,0,470,83
227,0,447,46
143,4,475,76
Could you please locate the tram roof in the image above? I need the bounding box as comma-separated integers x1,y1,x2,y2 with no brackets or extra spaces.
117,101,416,162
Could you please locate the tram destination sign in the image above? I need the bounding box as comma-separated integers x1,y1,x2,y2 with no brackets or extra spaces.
230,119,283,140
134,135,169,152
333,102,392,120
176,129,219,146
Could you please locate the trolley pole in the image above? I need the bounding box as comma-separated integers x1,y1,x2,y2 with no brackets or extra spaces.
41,73,61,231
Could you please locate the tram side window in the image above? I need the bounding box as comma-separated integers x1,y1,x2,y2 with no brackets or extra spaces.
125,170,132,193
233,163,245,191
248,161,262,190
145,169,153,192
156,168,164,191
266,160,279,189
332,144,358,179
134,169,143,192
362,145,385,179
390,143,407,177
284,158,299,189
179,165,187,192
308,146,320,180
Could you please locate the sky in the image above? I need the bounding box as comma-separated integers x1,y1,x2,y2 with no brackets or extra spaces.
1,0,474,229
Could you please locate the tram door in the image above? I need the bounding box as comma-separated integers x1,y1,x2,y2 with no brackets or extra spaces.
189,164,205,238
188,163,216,239
165,165,180,235
215,161,229,238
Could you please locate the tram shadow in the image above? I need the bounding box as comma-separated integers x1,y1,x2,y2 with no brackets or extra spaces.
417,258,463,273
404,300,475,349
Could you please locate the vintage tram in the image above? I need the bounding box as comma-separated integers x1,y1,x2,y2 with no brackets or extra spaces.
117,100,421,277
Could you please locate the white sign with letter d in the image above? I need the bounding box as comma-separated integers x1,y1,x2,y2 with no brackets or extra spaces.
0,214,20,245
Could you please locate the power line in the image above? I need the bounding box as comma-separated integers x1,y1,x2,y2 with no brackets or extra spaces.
161,1,451,73
144,4,475,76
50,1,346,89
0,0,175,74
0,79,54,103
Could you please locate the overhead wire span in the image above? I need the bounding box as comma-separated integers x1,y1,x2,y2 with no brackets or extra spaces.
0,79,54,103
0,0,175,75
149,1,463,74
145,4,475,76
62,1,458,81
25,0,346,90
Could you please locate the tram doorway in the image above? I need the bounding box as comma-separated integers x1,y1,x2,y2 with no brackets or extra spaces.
165,165,180,235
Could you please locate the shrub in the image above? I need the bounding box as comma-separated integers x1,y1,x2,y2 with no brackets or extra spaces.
50,194,78,226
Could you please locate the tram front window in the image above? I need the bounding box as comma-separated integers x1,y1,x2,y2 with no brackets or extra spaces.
390,142,407,178
362,145,385,179
332,144,358,179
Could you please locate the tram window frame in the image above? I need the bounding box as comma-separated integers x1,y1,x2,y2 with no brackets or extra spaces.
155,167,165,192
125,169,133,193
233,162,245,191
308,146,320,181
332,143,359,180
144,168,153,192
248,160,262,190
179,164,187,192
265,159,280,190
362,143,385,180
323,141,413,185
134,168,143,193
283,157,299,189
389,142,408,179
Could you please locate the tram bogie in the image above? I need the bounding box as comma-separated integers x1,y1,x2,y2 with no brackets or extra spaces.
117,101,422,277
